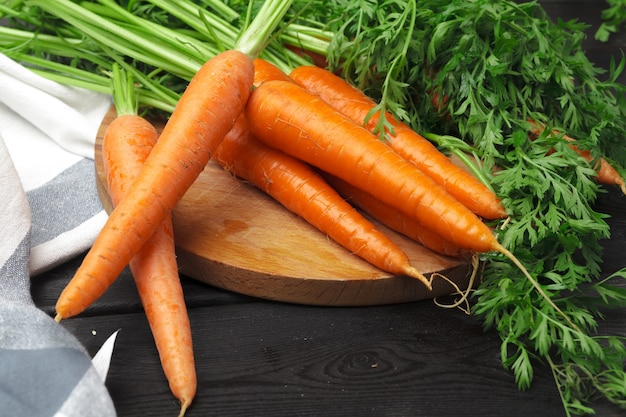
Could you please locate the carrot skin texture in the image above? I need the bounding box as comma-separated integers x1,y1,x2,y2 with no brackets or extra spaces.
215,116,429,284
102,114,196,413
289,65,506,220
55,50,255,319
253,58,292,87
245,80,499,253
322,173,467,258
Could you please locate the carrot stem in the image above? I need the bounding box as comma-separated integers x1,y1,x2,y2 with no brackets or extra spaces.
235,0,294,59
29,0,203,79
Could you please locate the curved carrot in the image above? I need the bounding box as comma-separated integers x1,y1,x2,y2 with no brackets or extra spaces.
246,80,580,332
289,65,507,220
214,116,431,287
321,173,467,258
103,113,196,416
55,49,255,320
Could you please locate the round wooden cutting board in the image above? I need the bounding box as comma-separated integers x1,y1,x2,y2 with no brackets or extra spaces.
94,107,472,306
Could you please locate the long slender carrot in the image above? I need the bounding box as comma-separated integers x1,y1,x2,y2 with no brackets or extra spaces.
245,80,579,330
101,66,195,416
321,173,467,258
103,113,195,417
530,120,626,194
214,115,431,287
289,65,507,220
54,49,255,321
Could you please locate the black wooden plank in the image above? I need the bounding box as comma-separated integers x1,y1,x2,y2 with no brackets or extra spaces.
60,301,566,417
60,294,626,417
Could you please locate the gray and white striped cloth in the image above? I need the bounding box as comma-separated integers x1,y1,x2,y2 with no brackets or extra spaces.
0,53,118,416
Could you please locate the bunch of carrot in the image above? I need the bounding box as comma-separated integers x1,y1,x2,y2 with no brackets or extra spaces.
53,41,599,416
8,2,625,414
55,46,624,416
38,3,621,414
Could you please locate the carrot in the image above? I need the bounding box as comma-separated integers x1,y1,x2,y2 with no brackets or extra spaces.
530,120,626,194
289,65,507,220
54,49,255,321
253,57,292,87
586,150,626,194
103,113,195,417
321,173,467,258
245,80,579,330
245,80,493,252
100,66,195,416
54,0,296,320
214,115,431,287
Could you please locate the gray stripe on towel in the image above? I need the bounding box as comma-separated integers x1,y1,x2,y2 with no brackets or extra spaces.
0,232,31,304
27,158,103,246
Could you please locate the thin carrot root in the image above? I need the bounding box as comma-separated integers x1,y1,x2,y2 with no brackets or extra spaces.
499,216,512,230
54,313,62,323
432,254,480,315
402,265,432,290
178,400,191,417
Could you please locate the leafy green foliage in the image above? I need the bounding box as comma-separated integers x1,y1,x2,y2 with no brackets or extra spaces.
596,0,626,41
323,0,626,415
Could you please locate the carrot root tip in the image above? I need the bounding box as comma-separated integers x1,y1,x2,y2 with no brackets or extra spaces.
404,265,432,290
54,313,63,323
178,399,191,417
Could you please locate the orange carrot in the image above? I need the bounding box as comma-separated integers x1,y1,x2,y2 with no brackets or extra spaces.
321,173,467,258
583,148,626,194
55,49,255,320
245,79,579,331
214,115,431,287
530,120,626,194
245,80,498,252
289,65,506,220
102,112,196,416
253,57,292,87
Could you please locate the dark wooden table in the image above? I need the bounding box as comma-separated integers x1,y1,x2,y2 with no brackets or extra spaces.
31,2,626,416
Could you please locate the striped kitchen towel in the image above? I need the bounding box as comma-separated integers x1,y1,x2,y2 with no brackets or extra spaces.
0,52,117,416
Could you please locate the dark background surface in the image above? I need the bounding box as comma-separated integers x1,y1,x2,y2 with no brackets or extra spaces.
31,1,626,416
